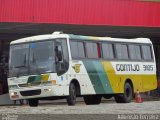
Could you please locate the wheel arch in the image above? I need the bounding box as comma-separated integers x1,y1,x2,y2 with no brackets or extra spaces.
70,79,81,96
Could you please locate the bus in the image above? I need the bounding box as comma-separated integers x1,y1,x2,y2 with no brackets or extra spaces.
8,32,157,106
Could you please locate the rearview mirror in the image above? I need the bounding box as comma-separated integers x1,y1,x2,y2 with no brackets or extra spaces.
57,51,62,61
55,46,63,62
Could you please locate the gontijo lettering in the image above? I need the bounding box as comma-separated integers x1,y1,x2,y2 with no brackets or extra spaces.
116,64,140,71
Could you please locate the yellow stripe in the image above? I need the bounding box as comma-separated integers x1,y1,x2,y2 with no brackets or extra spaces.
102,61,157,93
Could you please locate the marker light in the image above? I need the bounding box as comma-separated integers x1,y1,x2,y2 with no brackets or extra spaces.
48,88,52,91
51,80,57,85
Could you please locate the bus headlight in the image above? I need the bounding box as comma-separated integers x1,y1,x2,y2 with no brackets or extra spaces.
10,92,19,99
10,92,14,96
44,88,52,92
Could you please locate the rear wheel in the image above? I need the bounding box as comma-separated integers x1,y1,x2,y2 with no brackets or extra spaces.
115,82,133,103
28,99,39,107
103,95,113,99
114,95,123,103
67,83,76,106
84,95,102,105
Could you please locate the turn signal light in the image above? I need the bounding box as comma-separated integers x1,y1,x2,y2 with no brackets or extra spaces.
51,80,57,85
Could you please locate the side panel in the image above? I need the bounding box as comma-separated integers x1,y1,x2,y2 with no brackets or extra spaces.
101,61,123,93
67,60,96,95
103,61,157,93
79,60,157,95
83,60,113,94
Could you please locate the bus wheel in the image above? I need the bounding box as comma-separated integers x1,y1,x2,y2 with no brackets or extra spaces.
114,82,133,103
103,95,113,99
84,95,102,105
114,95,123,103
28,99,39,107
67,83,76,106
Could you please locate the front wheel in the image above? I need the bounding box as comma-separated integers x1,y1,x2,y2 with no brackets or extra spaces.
28,99,39,107
84,95,102,105
67,83,76,106
115,82,133,103
103,95,113,99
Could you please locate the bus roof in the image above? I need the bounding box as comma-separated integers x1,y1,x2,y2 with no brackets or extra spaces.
68,34,152,44
10,33,152,44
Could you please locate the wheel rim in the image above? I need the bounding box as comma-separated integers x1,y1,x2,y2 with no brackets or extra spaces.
126,87,131,97
125,84,132,100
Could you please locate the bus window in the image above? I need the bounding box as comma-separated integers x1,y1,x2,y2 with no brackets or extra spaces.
70,41,85,59
70,41,78,58
85,42,98,59
115,44,129,60
29,41,55,74
128,45,142,60
102,43,114,59
141,45,152,60
61,39,69,64
9,44,29,77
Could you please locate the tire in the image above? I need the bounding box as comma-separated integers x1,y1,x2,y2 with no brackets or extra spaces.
114,82,133,103
19,99,24,105
84,95,102,105
28,99,38,107
114,95,123,103
67,83,76,106
103,95,113,99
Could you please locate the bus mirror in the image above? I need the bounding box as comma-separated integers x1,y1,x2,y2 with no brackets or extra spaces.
57,51,62,61
55,46,62,62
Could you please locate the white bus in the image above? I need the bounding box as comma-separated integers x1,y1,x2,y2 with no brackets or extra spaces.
8,32,157,106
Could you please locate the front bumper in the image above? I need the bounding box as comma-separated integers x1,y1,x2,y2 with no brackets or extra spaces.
9,85,69,100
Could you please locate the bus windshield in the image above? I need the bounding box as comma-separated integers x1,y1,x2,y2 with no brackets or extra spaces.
9,40,56,77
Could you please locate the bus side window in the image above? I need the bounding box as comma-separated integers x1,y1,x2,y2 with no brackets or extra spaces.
128,44,142,61
61,40,69,70
85,42,98,59
141,45,152,61
101,43,114,59
115,44,129,60
70,41,85,59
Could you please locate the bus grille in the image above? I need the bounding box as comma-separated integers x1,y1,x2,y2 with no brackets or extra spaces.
20,89,41,96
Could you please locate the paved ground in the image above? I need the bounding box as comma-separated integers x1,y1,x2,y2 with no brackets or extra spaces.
0,100,160,120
